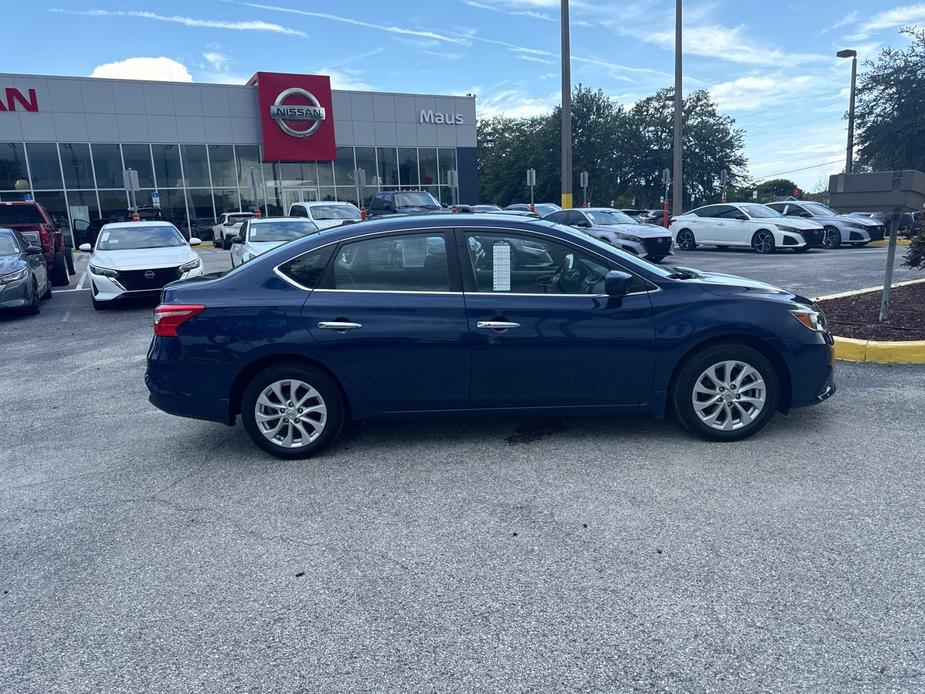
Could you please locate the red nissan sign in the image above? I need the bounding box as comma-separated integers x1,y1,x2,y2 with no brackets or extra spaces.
250,72,336,162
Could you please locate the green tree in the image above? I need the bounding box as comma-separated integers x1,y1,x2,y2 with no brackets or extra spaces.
754,178,800,202
855,28,925,171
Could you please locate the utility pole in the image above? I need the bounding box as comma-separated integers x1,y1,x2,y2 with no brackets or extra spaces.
672,0,683,216
837,49,858,174
560,0,573,209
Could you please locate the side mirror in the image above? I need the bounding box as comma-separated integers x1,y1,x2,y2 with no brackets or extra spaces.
25,245,43,255
604,270,633,297
574,219,591,228
78,243,92,252
189,237,202,246
735,213,748,220
231,236,244,244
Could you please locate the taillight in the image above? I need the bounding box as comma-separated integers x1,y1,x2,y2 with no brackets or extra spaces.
39,229,50,252
153,304,205,337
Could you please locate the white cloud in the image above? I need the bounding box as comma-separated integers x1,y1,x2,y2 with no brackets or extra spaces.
203,51,231,72
90,57,193,82
477,87,559,118
517,55,555,65
50,8,305,35
321,68,373,92
226,0,469,44
710,74,813,111
825,9,859,33
646,23,825,66
848,3,925,39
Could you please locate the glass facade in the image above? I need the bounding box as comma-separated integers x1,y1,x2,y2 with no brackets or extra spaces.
0,142,460,243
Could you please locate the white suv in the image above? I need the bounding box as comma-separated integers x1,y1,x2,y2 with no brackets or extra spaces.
288,201,362,230
669,203,825,254
213,212,255,249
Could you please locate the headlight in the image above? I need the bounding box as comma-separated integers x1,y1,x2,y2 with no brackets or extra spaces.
0,266,28,283
179,257,201,272
791,307,828,332
614,232,642,242
775,224,800,233
845,221,867,229
89,264,118,278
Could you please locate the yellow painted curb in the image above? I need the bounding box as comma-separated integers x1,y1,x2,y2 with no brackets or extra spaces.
869,238,911,247
833,336,925,364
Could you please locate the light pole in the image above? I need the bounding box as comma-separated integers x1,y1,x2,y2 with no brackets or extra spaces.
672,0,683,216
560,0,573,209
837,49,858,174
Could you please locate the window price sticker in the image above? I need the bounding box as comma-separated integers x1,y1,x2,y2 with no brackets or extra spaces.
492,242,511,291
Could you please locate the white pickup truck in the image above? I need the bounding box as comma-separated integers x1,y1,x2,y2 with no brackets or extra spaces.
213,212,255,249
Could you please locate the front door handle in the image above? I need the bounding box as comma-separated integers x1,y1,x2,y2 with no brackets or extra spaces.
318,321,363,333
477,321,520,332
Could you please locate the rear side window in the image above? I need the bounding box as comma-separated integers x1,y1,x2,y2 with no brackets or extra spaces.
0,205,44,225
278,246,335,290
330,233,450,292
289,205,309,218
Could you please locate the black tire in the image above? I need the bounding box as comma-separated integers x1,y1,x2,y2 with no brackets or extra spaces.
751,229,776,254
41,278,52,300
49,252,70,286
241,363,345,459
676,228,697,250
648,255,667,263
672,344,780,442
822,226,842,249
65,245,76,274
23,280,41,315
223,235,233,250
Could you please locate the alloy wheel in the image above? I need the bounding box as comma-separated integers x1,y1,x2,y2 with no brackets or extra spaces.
677,229,696,250
822,227,841,249
753,231,774,254
691,360,766,432
255,379,327,448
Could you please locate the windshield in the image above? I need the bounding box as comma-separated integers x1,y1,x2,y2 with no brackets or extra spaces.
739,204,781,219
249,220,318,242
310,205,361,221
803,202,837,216
588,210,637,226
394,192,440,208
0,234,18,256
534,204,561,216
0,205,43,225
550,222,674,279
97,224,186,251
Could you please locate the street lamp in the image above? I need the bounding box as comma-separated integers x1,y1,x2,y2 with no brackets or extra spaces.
672,0,683,215
837,48,858,174
560,0,573,209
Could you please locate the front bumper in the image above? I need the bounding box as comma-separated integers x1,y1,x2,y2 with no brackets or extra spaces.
797,228,824,247
789,335,837,409
0,276,29,308
90,265,204,302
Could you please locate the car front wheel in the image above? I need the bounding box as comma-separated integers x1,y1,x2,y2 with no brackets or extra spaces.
751,230,776,254
822,226,842,249
241,363,345,459
676,229,696,250
672,345,779,441
49,251,70,286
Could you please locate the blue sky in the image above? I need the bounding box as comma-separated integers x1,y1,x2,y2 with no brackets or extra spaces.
8,1,925,189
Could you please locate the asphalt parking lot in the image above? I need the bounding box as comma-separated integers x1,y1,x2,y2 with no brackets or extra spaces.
2,244,923,691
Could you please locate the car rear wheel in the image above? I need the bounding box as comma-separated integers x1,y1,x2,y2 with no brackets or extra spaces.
672,345,779,441
49,251,70,286
751,230,776,254
676,229,697,250
822,226,842,249
241,364,345,459
65,246,76,274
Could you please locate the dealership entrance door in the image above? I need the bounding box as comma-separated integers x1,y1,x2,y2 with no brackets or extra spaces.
282,188,320,213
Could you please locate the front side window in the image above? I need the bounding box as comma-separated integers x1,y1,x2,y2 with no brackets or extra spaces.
803,202,837,216
310,204,361,221
545,211,568,225
587,210,637,225
249,221,317,242
464,231,611,295
332,233,449,292
96,224,186,250
693,205,721,218
0,232,19,256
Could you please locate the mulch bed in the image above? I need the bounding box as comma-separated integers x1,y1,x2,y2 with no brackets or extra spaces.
817,282,925,341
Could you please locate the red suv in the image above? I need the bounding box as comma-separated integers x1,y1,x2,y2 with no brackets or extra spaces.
0,201,71,286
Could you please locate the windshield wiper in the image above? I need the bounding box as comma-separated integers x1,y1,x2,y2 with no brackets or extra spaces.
666,266,701,280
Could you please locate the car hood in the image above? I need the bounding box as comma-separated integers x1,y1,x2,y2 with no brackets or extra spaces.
678,268,813,303
591,223,670,238
840,215,880,228
0,255,26,275
91,246,197,269
772,218,824,230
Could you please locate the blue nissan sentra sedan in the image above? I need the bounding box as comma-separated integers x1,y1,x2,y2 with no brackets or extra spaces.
146,214,836,459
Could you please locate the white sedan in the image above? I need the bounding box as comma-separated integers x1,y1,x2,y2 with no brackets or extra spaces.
669,202,825,254
78,222,204,310
288,201,362,230
230,217,320,268
213,212,255,249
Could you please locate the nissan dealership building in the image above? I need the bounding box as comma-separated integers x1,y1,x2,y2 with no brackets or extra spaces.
0,71,478,242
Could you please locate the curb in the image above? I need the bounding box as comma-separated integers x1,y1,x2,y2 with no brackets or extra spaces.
869,238,911,248
816,281,925,365
834,336,925,364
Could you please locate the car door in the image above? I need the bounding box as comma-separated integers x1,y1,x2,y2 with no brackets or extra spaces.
713,205,750,245
303,230,470,412
687,205,721,243
458,227,656,408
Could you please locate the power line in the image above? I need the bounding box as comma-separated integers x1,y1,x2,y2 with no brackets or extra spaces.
747,112,846,138
751,158,844,181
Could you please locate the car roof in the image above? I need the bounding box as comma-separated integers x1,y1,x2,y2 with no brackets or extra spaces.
249,216,316,224
101,221,179,230
0,201,38,206
292,200,357,207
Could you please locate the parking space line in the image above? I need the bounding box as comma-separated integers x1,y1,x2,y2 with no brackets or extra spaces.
76,270,87,291
56,287,91,293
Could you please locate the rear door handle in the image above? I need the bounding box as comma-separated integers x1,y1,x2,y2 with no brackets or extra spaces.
318,321,363,332
477,321,520,332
